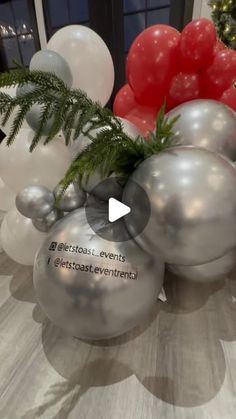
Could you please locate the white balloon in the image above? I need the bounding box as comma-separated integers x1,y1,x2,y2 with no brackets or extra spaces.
47,25,114,106
1,206,46,265
0,177,16,211
0,128,71,192
0,86,28,135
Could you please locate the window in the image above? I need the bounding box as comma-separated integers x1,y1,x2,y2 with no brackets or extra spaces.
0,0,194,97
43,0,89,39
0,0,40,70
124,0,170,52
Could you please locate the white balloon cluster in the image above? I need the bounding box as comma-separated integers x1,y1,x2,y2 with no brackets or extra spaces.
0,24,115,266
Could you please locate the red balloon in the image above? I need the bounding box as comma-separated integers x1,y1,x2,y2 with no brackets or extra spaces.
201,49,236,98
167,72,200,109
125,105,159,137
126,25,180,107
215,38,227,53
220,85,236,112
180,18,217,72
113,84,136,117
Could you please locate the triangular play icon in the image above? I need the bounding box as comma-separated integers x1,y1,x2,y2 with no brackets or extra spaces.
108,198,131,223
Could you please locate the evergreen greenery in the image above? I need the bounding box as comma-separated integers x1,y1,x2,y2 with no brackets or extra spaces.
0,68,179,191
209,0,236,49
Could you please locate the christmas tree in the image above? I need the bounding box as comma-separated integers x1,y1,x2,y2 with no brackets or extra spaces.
209,0,236,49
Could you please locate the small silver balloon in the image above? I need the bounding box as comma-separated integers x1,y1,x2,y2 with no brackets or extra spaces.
16,83,56,135
166,99,236,161
33,208,164,340
168,249,236,282
16,185,55,219
30,49,72,87
54,182,86,212
32,208,63,232
123,146,236,266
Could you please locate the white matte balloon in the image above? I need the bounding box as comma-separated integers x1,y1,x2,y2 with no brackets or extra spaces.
0,86,28,135
30,49,72,87
1,206,46,265
47,25,114,106
0,177,16,211
168,249,236,282
0,128,71,192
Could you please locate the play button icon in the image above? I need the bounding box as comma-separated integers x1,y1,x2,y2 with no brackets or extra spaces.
85,176,150,242
108,198,131,222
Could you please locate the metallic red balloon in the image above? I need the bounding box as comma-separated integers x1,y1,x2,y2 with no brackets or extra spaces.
127,25,180,107
167,72,200,109
125,105,159,138
220,85,236,112
201,49,236,99
214,38,227,53
113,84,136,117
180,18,217,72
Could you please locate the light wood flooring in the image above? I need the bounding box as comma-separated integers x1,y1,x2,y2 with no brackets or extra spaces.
0,249,236,419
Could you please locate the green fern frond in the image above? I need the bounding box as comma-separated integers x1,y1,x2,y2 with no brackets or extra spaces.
0,67,179,192
30,102,52,151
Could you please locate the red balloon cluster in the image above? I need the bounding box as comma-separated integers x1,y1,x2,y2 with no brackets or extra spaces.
113,19,236,137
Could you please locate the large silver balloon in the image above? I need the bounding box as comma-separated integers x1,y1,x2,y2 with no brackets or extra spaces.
33,209,164,340
16,83,56,135
32,208,63,232
16,185,55,219
166,99,236,161
54,182,86,212
168,249,236,282
123,146,236,266
30,49,72,87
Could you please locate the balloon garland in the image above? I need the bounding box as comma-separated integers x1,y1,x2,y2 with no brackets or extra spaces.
0,20,236,339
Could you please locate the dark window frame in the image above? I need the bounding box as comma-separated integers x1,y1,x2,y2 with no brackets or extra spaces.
0,0,40,70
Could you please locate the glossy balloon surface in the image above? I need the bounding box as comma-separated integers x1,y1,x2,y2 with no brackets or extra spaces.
33,209,164,339
124,146,236,265
166,100,236,161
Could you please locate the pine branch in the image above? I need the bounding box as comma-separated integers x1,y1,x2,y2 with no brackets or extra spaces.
62,103,180,191
0,67,179,194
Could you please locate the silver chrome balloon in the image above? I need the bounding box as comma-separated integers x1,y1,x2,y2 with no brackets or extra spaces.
30,49,72,87
166,99,236,161
32,208,63,232
54,182,86,212
123,146,236,265
16,185,55,219
33,208,164,340
168,248,236,282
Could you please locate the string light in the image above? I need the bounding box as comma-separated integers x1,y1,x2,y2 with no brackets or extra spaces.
208,0,236,50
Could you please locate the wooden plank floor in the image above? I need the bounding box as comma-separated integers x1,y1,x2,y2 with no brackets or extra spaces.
0,249,236,419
